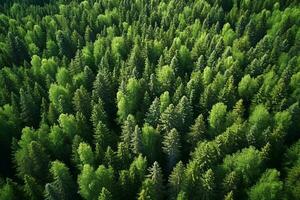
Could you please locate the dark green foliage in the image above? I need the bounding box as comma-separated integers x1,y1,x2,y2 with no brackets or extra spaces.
14,139,50,183
163,128,181,171
45,161,77,200
139,162,164,200
24,175,43,200
168,161,185,200
187,114,207,150
0,0,299,199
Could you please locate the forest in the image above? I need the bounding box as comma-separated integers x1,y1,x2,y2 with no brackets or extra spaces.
0,0,299,199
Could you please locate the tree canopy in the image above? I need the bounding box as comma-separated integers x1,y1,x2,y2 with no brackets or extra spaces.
0,0,299,199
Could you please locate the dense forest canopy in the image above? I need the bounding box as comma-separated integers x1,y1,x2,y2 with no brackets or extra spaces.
0,0,299,199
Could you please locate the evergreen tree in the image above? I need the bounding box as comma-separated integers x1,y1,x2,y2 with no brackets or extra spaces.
20,88,39,127
163,128,181,171
0,0,299,199
140,162,164,200
175,96,193,133
187,114,207,149
208,102,228,138
23,175,43,200
77,142,95,167
98,187,112,200
201,169,216,200
73,86,91,119
15,140,50,183
168,161,185,200
91,98,108,129
131,125,143,155
45,161,77,200
145,97,161,128
248,169,283,200
94,121,111,157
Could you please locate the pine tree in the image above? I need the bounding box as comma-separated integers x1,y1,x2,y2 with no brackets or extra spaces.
91,98,108,129
219,76,237,108
56,30,75,58
92,68,115,119
248,169,283,200
156,65,176,93
208,102,228,138
138,188,152,200
141,123,161,165
117,78,143,122
187,114,207,149
73,86,91,119
159,91,170,113
163,128,181,171
45,183,61,200
94,121,112,162
15,140,50,183
201,169,216,200
78,164,114,200
98,187,112,200
45,161,77,200
20,88,38,127
82,66,95,91
131,125,143,155
224,191,234,200
160,104,178,133
145,97,161,128
140,162,164,200
77,143,94,167
23,175,43,200
121,114,136,150
175,96,193,132
168,161,185,200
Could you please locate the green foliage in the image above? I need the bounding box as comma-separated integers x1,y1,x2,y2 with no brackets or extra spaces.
45,161,77,200
163,128,181,170
221,147,263,188
98,187,112,200
0,179,19,200
78,164,114,200
15,140,50,182
117,78,143,122
24,175,43,200
139,162,164,200
78,142,95,167
145,97,160,128
285,164,300,200
0,0,299,199
156,65,175,92
168,161,185,200
248,169,283,200
94,121,111,154
209,102,228,137
141,124,161,163
248,104,271,146
187,114,207,149
49,84,72,114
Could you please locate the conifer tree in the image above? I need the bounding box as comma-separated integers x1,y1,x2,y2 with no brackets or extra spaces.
187,114,207,149
168,161,185,200
140,162,164,200
145,97,161,128
131,125,143,155
98,187,112,200
163,128,181,171
24,175,43,200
